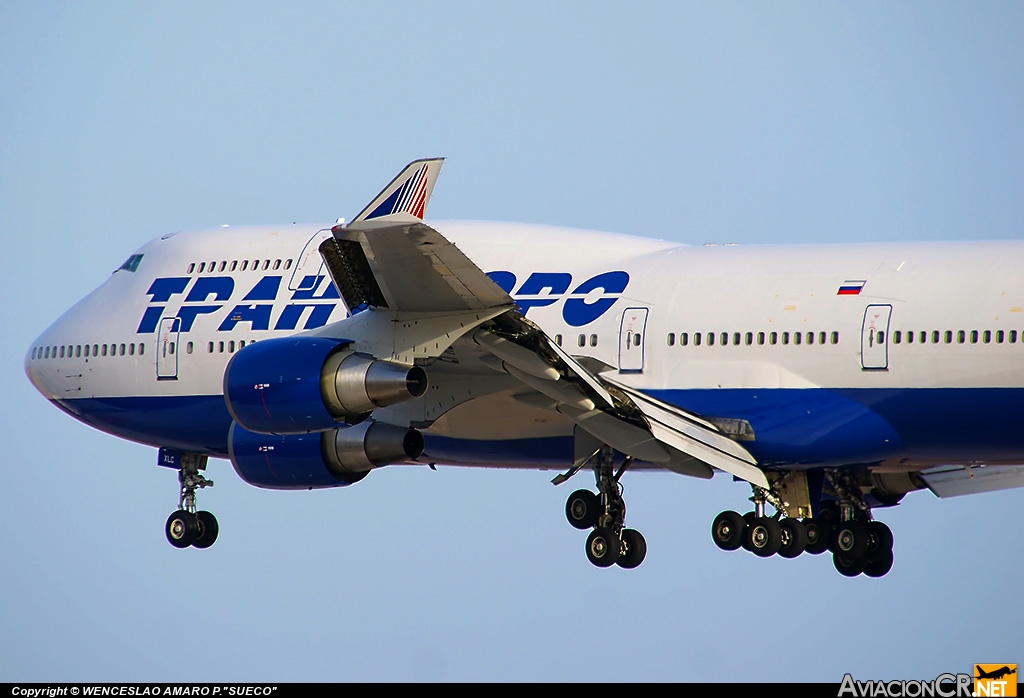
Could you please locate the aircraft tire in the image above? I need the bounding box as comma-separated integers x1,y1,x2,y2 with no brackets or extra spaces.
802,518,830,555
191,510,219,549
565,489,600,530
833,551,867,577
777,518,807,558
585,527,620,568
617,529,647,569
866,520,893,555
833,521,869,560
711,511,746,551
864,548,894,578
746,517,782,558
740,511,756,551
166,510,198,549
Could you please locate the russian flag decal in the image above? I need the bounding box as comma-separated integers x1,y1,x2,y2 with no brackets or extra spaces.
837,280,866,296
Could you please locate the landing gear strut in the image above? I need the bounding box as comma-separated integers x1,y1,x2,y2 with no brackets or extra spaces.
164,452,218,549
563,446,647,569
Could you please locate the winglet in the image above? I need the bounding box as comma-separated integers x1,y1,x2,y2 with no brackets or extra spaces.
350,158,444,224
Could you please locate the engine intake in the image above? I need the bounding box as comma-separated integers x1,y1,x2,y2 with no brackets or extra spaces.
224,336,428,435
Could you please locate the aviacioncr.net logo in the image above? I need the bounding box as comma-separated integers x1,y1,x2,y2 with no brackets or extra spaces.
838,673,973,697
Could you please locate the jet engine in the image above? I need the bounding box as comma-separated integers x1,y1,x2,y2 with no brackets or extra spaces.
228,420,425,489
223,336,428,435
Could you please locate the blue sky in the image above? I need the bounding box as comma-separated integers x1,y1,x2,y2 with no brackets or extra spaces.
2,1,1022,682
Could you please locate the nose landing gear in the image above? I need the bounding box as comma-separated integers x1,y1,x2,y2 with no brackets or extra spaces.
163,452,218,549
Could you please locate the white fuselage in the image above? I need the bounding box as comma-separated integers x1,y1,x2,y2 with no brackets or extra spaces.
25,221,1024,469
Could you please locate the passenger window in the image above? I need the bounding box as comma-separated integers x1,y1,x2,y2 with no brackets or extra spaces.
75,345,81,357
944,331,952,344
554,334,562,346
31,348,37,360
60,346,65,358
733,332,741,345
757,332,765,345
208,261,215,272
694,332,701,346
996,330,1004,344
632,333,639,347
262,260,270,271
252,260,259,270
138,343,144,356
129,344,135,356
187,342,193,354
187,263,195,274
219,341,225,353
931,331,939,344
806,332,813,345
720,332,728,346
681,332,688,346
284,259,293,270
667,333,675,347
894,331,901,344
831,331,839,344
239,340,246,348
876,331,884,345
794,333,802,345
101,344,107,356
208,341,214,353
217,261,225,272
241,260,248,271
230,261,237,271
229,340,236,352
1011,330,1018,343
273,259,281,270
578,334,586,348
957,330,965,344
819,331,826,345
43,347,48,359
906,331,913,344
708,332,715,346
971,330,979,344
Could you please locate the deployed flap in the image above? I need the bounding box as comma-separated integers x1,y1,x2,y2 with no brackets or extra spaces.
604,377,767,488
324,159,513,313
919,464,1024,498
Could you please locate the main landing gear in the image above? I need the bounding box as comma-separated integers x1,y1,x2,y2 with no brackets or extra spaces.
165,452,219,549
564,446,647,569
710,473,895,577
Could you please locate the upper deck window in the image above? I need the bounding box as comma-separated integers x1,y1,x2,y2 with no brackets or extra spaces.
116,254,144,273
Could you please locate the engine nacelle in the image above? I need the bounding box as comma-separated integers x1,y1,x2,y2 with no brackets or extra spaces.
223,336,428,435
228,420,425,490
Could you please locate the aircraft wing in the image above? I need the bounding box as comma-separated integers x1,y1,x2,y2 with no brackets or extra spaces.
319,159,766,487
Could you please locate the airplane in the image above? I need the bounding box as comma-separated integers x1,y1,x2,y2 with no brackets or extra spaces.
24,158,1024,577
975,667,1017,681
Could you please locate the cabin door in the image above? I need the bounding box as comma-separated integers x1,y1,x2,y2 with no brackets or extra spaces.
156,316,180,380
618,307,649,373
860,304,892,370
